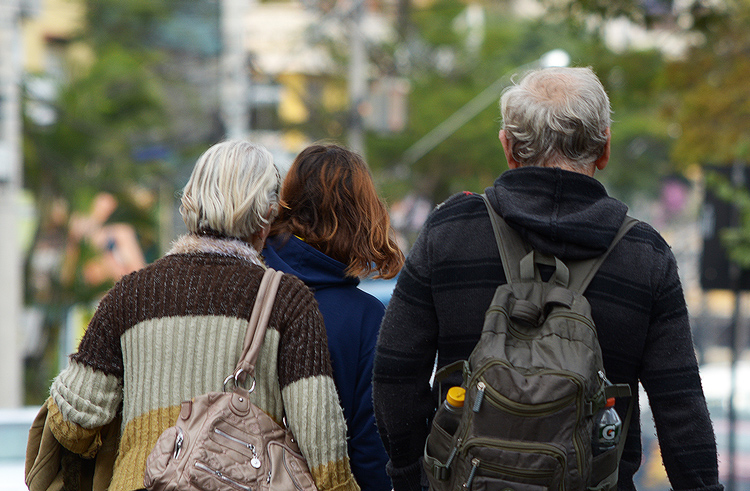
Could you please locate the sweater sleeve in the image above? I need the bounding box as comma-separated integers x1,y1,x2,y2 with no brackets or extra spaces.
48,289,124,454
275,276,360,491
373,217,440,491
639,249,723,491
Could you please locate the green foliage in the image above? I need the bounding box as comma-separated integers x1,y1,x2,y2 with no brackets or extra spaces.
24,47,167,216
22,0,176,315
366,0,673,205
411,0,465,46
667,48,750,166
559,0,750,168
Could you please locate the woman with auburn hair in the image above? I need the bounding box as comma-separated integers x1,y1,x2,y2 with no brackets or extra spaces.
263,143,404,491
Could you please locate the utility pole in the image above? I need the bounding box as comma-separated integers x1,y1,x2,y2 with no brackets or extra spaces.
0,0,24,407
221,0,252,139
347,0,366,158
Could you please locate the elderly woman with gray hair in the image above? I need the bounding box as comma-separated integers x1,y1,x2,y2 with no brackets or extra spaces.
44,140,359,491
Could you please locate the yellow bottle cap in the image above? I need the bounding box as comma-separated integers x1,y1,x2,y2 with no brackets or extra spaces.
446,386,466,407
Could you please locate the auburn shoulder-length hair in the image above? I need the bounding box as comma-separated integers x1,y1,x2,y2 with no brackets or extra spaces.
270,144,404,279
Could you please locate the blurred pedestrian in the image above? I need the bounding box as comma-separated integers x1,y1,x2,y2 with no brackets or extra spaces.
264,143,404,491
43,140,359,491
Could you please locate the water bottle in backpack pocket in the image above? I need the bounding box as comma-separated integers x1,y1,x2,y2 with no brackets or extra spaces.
425,386,465,476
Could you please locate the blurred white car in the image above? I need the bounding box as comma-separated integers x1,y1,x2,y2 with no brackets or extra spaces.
0,406,39,491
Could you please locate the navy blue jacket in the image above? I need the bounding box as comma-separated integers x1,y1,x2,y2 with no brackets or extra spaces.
264,235,392,491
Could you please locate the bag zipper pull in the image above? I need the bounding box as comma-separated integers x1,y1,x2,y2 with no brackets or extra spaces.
463,458,480,489
173,431,184,459
444,438,462,468
473,382,486,412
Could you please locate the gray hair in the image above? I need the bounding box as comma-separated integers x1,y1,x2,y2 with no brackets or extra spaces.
500,66,611,170
180,140,280,240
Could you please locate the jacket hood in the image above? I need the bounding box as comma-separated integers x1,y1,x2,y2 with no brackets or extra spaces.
485,166,629,260
263,235,359,290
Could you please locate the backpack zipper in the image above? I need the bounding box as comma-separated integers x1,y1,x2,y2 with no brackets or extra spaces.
462,457,559,490
465,458,480,489
544,311,597,336
214,428,262,468
475,377,577,417
461,438,566,490
487,302,599,339
471,361,584,413
193,461,253,491
469,362,587,474
466,456,556,481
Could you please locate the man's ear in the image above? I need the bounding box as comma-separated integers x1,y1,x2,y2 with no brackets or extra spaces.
594,128,611,172
499,130,520,169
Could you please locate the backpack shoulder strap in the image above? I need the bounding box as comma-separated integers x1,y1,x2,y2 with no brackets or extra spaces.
567,216,639,294
480,194,528,284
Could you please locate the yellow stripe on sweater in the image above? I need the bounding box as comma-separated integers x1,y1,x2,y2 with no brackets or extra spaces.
109,405,180,491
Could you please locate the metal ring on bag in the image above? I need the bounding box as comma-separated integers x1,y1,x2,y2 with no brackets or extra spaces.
222,373,237,392
222,369,256,393
244,374,256,393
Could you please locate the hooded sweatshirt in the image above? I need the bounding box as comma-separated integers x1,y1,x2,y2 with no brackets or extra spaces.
264,235,392,491
373,167,722,491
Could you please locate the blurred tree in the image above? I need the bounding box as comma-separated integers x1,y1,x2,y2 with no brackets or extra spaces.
22,0,178,403
664,1,750,167
24,2,170,303
365,0,672,206
655,1,750,267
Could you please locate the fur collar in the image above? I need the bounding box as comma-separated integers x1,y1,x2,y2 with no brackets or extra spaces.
167,234,265,267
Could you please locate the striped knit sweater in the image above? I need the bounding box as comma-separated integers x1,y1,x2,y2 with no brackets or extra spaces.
373,167,722,491
48,234,359,491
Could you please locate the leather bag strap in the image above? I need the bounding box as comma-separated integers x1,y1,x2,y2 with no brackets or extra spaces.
231,268,283,386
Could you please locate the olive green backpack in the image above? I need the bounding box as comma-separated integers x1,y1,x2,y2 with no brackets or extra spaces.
423,195,636,491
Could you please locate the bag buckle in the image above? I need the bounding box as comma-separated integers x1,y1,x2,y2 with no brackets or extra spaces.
432,464,450,481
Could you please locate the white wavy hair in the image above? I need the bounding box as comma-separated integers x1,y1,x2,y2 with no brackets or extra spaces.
500,66,611,170
180,140,280,240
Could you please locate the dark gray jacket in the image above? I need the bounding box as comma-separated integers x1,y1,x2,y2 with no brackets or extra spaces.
373,166,722,491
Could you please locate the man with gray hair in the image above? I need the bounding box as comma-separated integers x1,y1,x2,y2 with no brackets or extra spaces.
373,67,723,491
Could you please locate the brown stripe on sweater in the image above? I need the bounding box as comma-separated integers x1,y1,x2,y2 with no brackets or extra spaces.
71,252,333,385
